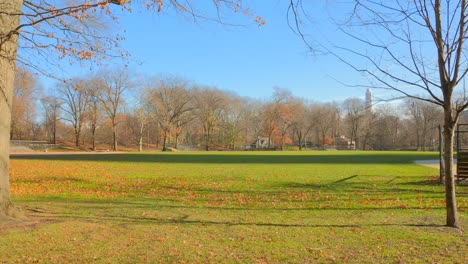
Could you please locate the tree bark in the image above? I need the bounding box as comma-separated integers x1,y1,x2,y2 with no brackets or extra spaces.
205,130,210,151
91,125,96,151
139,136,143,152
162,130,168,151
75,130,80,147
0,0,26,219
112,123,117,151
297,131,303,151
443,109,459,227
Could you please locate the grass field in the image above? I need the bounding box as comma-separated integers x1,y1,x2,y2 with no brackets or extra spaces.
1,151,466,263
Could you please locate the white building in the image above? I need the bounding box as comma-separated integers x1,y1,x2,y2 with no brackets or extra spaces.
365,88,373,111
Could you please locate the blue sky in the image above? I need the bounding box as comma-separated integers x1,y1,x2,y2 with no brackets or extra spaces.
33,1,371,102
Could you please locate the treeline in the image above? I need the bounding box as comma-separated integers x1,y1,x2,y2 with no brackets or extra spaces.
11,68,451,151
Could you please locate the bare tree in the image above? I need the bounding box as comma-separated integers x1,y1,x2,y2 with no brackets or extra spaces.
193,87,226,151
57,78,91,147
405,99,442,151
220,95,247,150
374,106,401,151
290,0,467,227
310,103,340,147
41,96,61,144
11,67,37,140
290,99,311,150
126,108,147,152
342,98,366,149
147,78,193,151
97,69,129,151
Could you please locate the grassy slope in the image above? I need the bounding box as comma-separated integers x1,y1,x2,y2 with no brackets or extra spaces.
1,151,466,263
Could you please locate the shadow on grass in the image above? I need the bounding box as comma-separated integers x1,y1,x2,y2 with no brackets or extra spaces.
333,175,359,183
278,174,442,193
65,215,445,228
11,152,438,164
32,206,444,229
16,177,90,184
23,199,446,213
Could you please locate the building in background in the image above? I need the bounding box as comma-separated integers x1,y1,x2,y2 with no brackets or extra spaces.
365,88,374,111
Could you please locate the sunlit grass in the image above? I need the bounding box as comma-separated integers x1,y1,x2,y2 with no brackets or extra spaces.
1,151,466,263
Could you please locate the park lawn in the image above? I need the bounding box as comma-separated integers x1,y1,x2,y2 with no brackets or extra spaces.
1,151,466,263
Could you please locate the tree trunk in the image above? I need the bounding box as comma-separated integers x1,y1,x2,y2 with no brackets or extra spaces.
298,132,303,151
162,131,167,151
139,123,144,152
443,110,459,227
91,126,96,151
205,130,210,151
0,0,26,219
52,122,57,145
112,123,117,151
138,135,143,152
416,125,421,150
75,130,80,147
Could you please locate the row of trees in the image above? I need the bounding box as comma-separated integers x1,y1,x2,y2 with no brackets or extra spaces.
11,68,449,152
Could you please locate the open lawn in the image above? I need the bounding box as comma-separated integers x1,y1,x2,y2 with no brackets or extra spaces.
1,151,466,263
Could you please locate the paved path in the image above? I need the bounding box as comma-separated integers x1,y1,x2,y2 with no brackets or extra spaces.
414,159,457,169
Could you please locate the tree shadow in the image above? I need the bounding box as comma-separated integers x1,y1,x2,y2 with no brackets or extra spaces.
23,199,446,213
16,177,89,184
333,175,359,183
35,207,445,229
278,174,442,194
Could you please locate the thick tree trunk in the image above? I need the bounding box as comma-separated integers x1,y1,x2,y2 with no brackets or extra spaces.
75,130,80,147
0,0,26,219
443,111,459,227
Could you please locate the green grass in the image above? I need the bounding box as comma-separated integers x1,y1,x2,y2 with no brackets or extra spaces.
1,151,466,263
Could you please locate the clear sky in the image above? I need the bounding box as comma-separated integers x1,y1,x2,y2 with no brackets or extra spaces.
32,1,372,103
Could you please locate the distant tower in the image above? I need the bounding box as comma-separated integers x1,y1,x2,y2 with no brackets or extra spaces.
365,88,373,111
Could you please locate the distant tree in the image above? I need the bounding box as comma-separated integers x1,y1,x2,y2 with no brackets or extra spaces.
193,87,226,151
97,69,130,151
57,79,91,147
273,88,294,150
375,106,401,150
126,108,147,152
87,96,101,151
311,103,340,147
147,78,193,151
260,103,278,149
41,96,61,144
244,100,264,147
405,99,442,151
220,96,247,150
342,98,366,149
290,99,311,150
11,67,37,140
